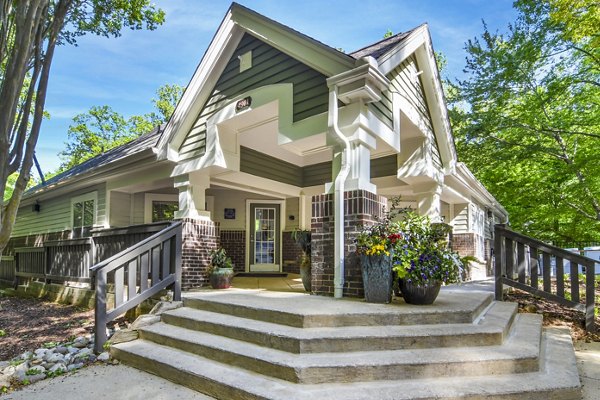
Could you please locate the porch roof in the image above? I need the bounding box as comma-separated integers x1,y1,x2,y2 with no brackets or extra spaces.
24,126,163,199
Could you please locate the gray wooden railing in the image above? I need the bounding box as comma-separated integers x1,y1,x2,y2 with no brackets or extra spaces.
90,221,182,352
494,224,597,332
0,255,16,284
13,238,94,284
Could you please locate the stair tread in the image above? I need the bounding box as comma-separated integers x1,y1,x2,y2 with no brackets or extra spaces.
163,300,516,340
112,327,580,400
138,313,541,369
182,289,493,327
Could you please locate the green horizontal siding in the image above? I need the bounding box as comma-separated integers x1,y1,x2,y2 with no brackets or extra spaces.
389,56,443,169
241,147,401,187
241,147,303,187
371,155,397,178
179,34,329,162
12,184,106,237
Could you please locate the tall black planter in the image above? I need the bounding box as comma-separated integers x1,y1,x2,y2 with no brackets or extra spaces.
360,253,393,303
398,279,442,305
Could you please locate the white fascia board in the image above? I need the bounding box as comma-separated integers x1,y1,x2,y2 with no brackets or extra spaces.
450,163,508,217
377,24,457,174
155,12,244,160
378,25,429,75
232,6,354,77
414,36,457,173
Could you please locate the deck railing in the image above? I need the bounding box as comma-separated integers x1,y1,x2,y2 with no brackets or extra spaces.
90,221,182,352
13,238,94,284
0,256,16,284
494,224,597,332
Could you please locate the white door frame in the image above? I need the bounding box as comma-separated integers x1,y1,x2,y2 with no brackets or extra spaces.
245,199,285,272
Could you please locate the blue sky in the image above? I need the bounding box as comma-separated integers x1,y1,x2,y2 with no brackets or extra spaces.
37,0,517,173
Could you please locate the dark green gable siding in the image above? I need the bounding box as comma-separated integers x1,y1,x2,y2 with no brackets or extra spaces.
240,147,398,187
179,34,330,162
388,56,443,169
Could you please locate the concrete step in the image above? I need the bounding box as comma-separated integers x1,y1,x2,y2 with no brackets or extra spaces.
182,290,494,328
111,327,580,399
160,301,517,353
137,313,540,384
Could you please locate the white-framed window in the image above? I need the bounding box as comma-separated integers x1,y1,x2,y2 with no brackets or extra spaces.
144,194,179,223
71,192,97,237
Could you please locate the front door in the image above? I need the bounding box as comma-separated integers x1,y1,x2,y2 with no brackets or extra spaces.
249,203,280,272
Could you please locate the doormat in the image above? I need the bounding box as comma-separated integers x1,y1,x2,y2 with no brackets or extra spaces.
235,272,288,278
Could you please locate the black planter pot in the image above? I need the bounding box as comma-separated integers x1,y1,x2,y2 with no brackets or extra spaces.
398,279,442,305
360,253,393,303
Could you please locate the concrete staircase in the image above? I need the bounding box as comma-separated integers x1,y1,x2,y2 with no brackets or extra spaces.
111,289,581,399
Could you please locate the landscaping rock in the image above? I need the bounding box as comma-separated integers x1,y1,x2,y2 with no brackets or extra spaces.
55,345,68,355
97,352,110,362
72,336,89,348
149,300,183,316
48,363,67,374
0,374,11,389
110,329,139,345
130,314,161,329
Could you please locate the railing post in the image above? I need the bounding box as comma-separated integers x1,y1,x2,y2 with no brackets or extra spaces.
585,260,596,332
494,225,504,301
173,228,182,301
94,270,108,353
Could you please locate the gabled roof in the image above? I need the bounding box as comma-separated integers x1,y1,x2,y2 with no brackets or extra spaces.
24,126,162,199
350,26,422,60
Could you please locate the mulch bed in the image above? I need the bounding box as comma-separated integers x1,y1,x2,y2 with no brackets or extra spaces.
0,296,94,361
505,288,600,343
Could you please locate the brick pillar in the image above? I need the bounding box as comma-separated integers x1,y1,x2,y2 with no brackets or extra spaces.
180,218,220,290
220,230,245,273
311,190,387,298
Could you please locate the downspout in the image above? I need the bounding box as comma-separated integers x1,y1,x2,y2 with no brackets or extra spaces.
328,86,352,299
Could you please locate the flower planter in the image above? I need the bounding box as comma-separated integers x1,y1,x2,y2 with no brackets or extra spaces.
299,253,312,292
209,267,235,289
398,279,442,305
360,253,393,303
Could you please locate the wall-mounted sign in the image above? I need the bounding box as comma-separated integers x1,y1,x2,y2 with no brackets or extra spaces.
224,208,236,219
235,96,252,112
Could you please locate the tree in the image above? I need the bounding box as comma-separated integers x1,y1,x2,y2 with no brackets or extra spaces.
451,0,600,243
59,83,183,170
0,1,165,255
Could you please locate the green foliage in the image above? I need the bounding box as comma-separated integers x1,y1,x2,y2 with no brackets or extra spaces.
391,210,462,285
58,83,183,171
356,198,404,257
0,329,6,337
450,0,600,243
383,29,393,39
0,0,166,254
209,248,233,270
291,229,311,254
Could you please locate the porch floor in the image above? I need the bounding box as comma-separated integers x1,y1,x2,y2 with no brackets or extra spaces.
230,273,305,292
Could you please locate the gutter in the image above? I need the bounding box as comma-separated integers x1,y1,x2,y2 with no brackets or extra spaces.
328,87,352,299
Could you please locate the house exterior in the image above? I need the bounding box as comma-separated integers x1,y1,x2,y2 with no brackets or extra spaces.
4,3,507,296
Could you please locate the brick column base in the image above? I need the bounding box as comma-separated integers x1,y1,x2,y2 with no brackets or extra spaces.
180,218,220,290
311,190,387,298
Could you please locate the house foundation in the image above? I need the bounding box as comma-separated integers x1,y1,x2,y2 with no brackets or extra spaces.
311,190,387,297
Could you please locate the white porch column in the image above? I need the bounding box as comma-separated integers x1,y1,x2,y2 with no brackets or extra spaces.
413,182,443,221
174,171,211,220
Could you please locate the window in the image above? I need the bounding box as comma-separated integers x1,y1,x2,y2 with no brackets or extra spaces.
152,201,178,222
144,193,179,223
71,192,97,237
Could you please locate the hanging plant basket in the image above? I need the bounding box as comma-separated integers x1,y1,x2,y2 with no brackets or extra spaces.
398,279,442,305
360,253,393,303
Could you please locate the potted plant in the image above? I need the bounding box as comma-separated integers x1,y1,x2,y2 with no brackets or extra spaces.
291,229,311,292
392,210,463,305
356,205,403,303
208,247,235,289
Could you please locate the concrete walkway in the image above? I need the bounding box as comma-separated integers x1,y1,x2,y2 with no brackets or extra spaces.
3,277,598,400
